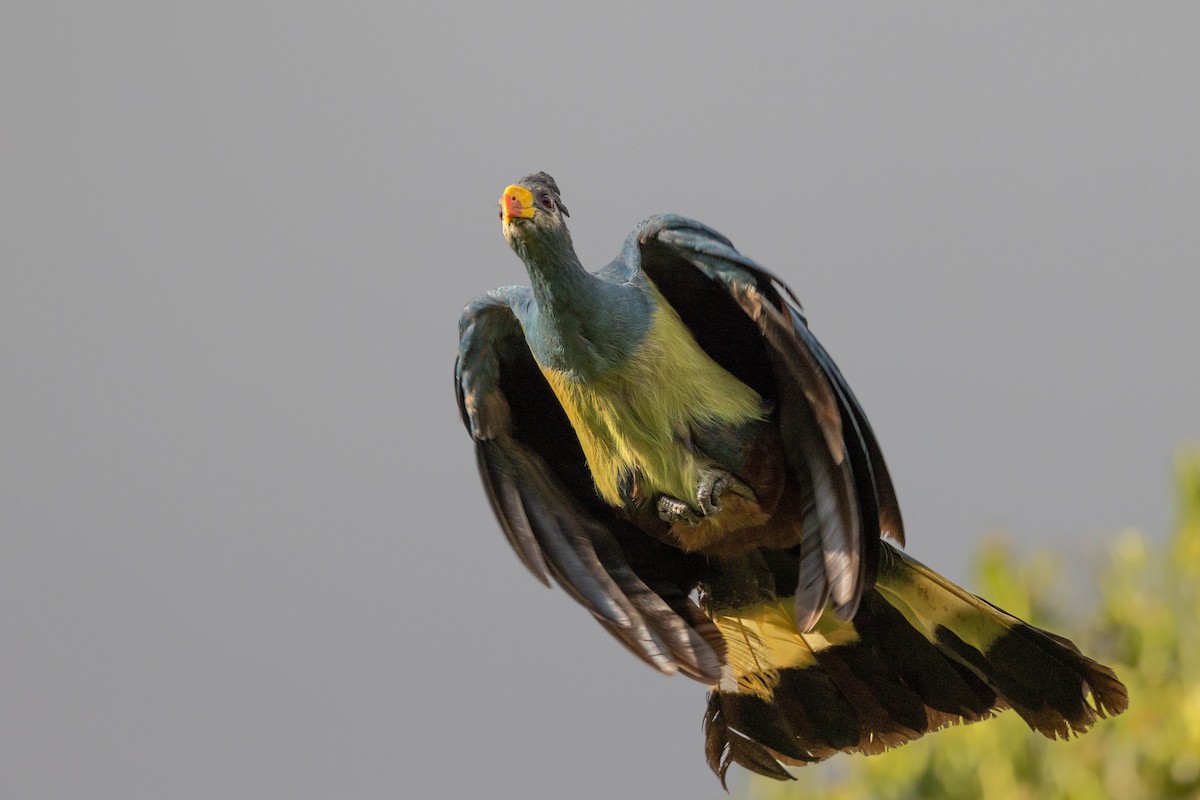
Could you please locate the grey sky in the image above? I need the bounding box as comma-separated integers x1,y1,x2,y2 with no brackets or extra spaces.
2,4,1197,799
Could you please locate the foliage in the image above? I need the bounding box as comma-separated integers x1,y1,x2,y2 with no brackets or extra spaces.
743,447,1200,800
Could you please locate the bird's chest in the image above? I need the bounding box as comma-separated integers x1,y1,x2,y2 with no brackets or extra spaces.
536,304,764,509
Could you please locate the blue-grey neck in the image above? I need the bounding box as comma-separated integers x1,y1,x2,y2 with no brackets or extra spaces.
514,229,651,380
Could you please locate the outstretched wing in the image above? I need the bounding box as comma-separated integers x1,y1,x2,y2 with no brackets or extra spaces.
614,214,904,629
456,288,726,681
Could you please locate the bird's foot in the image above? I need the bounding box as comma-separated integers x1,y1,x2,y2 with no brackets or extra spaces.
697,470,755,516
657,495,702,526
656,470,756,526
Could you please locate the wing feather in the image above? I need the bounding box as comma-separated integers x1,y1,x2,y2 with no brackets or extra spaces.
789,306,905,547
457,289,724,679
631,215,900,625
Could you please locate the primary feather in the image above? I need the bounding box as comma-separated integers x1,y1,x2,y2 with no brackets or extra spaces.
456,173,1127,785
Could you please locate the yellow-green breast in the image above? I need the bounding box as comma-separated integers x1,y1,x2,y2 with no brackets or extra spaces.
538,287,766,508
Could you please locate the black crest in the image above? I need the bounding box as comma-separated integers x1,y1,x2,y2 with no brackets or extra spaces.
520,171,569,216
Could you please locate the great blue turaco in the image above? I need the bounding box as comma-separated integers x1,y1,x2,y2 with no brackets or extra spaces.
454,172,1127,786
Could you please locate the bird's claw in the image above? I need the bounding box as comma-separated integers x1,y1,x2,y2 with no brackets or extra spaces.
657,495,702,526
698,470,755,516
657,470,755,525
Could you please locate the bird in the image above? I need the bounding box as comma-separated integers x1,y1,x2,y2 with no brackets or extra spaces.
454,172,1128,787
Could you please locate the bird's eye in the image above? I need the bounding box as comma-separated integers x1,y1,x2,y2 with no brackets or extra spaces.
541,195,554,209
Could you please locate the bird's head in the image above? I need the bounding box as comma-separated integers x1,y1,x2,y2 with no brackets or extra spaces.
499,172,572,259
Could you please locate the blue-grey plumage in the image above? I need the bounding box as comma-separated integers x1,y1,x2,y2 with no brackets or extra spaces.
499,174,654,379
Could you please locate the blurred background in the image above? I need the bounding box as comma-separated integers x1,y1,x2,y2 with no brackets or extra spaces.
2,4,1197,799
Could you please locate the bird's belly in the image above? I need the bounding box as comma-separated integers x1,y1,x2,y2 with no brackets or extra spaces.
540,366,784,554
538,366,705,507
536,300,766,511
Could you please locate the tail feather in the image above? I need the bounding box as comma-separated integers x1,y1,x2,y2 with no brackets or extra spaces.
875,544,1129,737
703,697,796,789
769,668,861,756
858,592,1002,722
811,602,938,752
716,692,818,766
703,542,1128,783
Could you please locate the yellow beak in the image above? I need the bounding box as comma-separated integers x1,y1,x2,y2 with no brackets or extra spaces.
500,185,536,224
